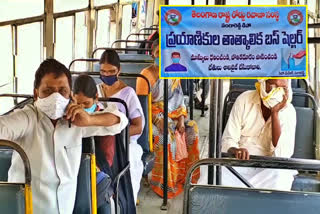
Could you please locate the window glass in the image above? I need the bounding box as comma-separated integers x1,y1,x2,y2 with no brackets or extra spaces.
307,0,316,14
74,12,88,71
0,25,14,114
55,17,73,68
251,0,277,5
54,0,88,13
121,4,133,47
96,9,111,48
0,26,13,87
169,0,191,5
0,0,44,22
195,0,207,5
226,0,248,5
94,0,117,6
16,22,42,94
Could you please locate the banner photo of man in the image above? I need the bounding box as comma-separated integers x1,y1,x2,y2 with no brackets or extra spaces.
160,6,307,78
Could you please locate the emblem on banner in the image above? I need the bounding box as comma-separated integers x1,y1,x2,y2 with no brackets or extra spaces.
165,9,182,26
287,10,303,26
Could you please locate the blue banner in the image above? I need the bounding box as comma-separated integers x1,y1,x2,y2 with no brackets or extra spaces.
160,6,307,78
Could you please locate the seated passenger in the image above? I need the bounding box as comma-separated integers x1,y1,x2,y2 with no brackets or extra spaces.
136,39,200,198
97,50,145,204
73,74,115,168
0,59,128,214
221,79,297,191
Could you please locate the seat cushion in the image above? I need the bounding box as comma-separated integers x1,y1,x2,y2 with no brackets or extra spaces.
0,149,12,181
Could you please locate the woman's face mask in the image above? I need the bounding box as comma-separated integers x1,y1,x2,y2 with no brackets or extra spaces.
154,57,159,66
100,75,118,86
34,92,70,120
84,103,97,114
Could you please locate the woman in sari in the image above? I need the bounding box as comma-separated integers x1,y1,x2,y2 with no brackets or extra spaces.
136,39,200,198
96,50,145,204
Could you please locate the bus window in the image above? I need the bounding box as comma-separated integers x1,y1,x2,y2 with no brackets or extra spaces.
55,16,73,67
54,0,88,13
94,0,117,7
16,23,42,94
0,0,43,22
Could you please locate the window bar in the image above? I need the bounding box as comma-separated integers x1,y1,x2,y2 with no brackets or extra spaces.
72,14,76,71
11,24,18,105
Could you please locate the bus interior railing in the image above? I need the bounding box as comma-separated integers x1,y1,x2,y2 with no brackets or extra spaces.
183,157,320,214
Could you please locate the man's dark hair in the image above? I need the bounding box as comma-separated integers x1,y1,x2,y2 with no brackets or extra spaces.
34,58,72,89
99,50,120,70
73,75,97,99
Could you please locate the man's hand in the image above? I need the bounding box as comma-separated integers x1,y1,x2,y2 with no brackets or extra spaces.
271,87,288,114
65,103,91,127
155,118,164,134
65,96,91,127
228,147,250,160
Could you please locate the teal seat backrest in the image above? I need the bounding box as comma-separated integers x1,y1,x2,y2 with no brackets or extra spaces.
292,107,315,159
187,185,320,214
121,63,151,74
0,184,25,214
119,54,152,62
0,149,12,181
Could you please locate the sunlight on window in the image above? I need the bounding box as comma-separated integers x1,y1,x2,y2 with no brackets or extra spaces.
74,12,88,71
226,0,248,5
94,0,117,6
121,5,133,48
55,17,73,68
16,23,42,94
0,26,13,87
0,26,14,114
54,0,88,13
195,0,208,5
308,0,316,14
0,0,43,22
96,9,111,48
169,0,192,5
251,0,277,5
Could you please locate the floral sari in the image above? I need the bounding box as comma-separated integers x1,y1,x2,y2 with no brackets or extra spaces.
149,79,200,198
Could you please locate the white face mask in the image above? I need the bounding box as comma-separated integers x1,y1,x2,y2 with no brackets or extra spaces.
34,92,70,120
256,81,291,109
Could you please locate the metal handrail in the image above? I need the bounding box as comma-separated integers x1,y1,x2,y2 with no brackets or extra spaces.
71,71,151,94
91,47,152,58
0,140,31,185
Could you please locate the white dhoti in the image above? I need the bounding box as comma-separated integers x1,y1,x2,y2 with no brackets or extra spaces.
129,141,144,204
221,166,297,191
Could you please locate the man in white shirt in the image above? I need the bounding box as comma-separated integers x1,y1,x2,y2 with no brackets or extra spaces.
221,79,297,191
0,59,128,214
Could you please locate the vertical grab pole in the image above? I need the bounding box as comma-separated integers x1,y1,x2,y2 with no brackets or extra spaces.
189,80,194,120
208,80,218,184
216,79,223,185
161,79,169,210
201,80,206,117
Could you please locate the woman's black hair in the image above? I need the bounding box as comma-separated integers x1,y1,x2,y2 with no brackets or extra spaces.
152,39,159,54
99,49,120,70
73,75,97,99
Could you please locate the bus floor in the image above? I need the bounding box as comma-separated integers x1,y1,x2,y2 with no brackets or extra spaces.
137,108,210,214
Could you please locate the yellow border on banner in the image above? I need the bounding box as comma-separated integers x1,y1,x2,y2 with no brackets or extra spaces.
159,5,308,80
